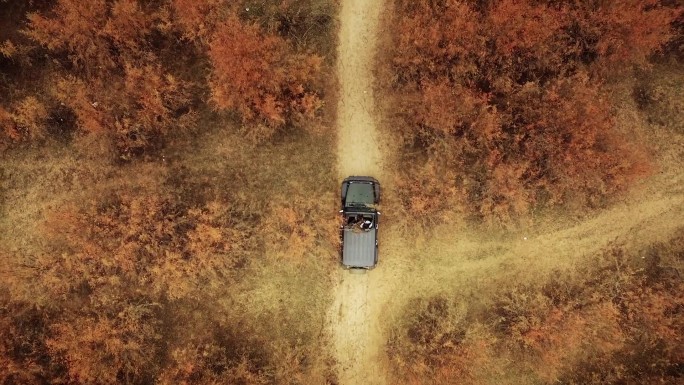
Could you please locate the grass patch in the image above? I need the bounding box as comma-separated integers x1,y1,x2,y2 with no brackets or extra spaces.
387,229,684,385
0,98,338,385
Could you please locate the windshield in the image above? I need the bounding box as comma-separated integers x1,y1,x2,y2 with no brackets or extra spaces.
345,182,375,206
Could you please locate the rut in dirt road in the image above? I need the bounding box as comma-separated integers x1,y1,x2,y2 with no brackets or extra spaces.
330,0,387,384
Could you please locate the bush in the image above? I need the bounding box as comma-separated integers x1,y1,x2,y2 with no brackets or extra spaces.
157,329,271,385
383,0,680,224
0,97,48,144
388,296,495,385
208,14,323,142
0,189,263,383
491,242,684,384
389,232,684,384
17,0,330,153
23,0,197,158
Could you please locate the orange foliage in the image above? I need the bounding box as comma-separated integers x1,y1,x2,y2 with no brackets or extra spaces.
266,205,318,260
390,240,684,385
171,0,225,41
576,0,681,69
208,14,323,142
23,0,325,151
494,246,684,383
0,40,17,58
263,190,339,262
50,71,194,158
46,305,161,384
0,97,48,144
51,77,108,135
25,0,154,73
39,194,249,301
3,192,260,382
387,0,680,222
388,296,496,385
25,0,196,157
619,280,684,361
393,162,461,226
0,106,20,143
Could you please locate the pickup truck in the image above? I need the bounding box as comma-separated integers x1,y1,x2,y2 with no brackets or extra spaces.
340,176,380,269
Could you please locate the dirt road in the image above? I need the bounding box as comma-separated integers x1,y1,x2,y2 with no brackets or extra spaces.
330,0,388,384
335,0,384,180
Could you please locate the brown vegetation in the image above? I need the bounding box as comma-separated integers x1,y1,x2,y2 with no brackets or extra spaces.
0,130,339,384
14,0,197,157
382,0,681,224
1,0,333,153
0,0,338,383
1,97,48,142
208,14,323,142
388,231,684,385
1,188,258,383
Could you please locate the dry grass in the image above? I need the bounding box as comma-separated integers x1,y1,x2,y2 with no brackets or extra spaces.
0,115,340,383
387,229,684,385
374,57,684,384
0,0,341,382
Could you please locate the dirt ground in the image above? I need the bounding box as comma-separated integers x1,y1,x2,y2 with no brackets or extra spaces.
329,0,389,384
330,0,684,384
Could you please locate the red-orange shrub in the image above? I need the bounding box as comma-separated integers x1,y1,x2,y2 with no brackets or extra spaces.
208,14,323,142
25,0,196,157
0,97,48,144
25,0,154,73
171,0,226,41
9,192,259,383
386,0,678,222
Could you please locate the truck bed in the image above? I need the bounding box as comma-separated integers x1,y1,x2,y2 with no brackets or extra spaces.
342,227,377,268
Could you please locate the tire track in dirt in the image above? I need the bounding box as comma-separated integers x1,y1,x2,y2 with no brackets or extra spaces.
329,0,387,384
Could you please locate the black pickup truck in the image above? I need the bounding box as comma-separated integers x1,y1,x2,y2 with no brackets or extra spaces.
340,176,380,269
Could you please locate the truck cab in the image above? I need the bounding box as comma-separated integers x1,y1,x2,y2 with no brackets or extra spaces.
340,176,380,269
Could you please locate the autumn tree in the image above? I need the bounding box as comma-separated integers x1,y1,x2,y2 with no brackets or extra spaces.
24,0,197,158
386,0,680,223
0,192,258,383
208,14,323,143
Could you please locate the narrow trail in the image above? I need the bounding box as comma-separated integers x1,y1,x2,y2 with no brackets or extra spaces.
336,0,384,179
329,0,388,384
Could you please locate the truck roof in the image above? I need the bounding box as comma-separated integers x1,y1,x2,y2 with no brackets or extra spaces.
342,227,377,268
344,182,375,207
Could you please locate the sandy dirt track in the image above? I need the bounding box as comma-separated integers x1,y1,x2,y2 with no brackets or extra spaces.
330,0,388,384
335,0,384,180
